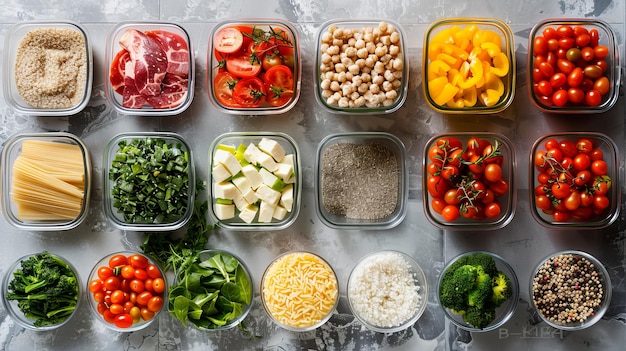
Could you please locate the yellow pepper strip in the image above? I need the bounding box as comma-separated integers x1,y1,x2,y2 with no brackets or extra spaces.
447,95,465,108
428,59,451,78
484,71,504,96
458,58,483,90
443,44,469,61
433,83,459,106
480,89,501,107
490,52,510,77
428,43,444,61
436,53,460,67
462,86,477,107
480,42,501,57
431,25,461,45
447,68,462,86
428,76,449,98
482,30,503,49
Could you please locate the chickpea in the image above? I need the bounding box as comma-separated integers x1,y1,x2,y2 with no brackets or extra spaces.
327,95,339,105
366,41,376,54
382,81,393,92
355,39,365,49
372,74,384,85
357,47,369,59
355,58,366,68
330,81,341,92
342,84,353,96
383,98,394,107
354,96,366,107
375,45,388,57
320,79,331,90
348,64,360,75
333,38,343,46
345,47,357,58
327,45,339,55
357,82,369,94
321,32,332,43
331,54,340,63
380,35,391,46
338,97,349,108
321,53,332,64
389,45,400,56
369,83,380,94
321,89,333,98
390,31,400,44
385,90,398,100
392,58,403,71
383,70,395,82
374,61,385,74
352,75,363,86
361,72,372,83
337,71,346,83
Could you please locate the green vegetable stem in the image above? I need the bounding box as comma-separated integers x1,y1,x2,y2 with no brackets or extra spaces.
6,252,80,327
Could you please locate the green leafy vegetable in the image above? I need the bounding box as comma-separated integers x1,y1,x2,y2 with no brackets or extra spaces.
109,137,191,224
6,252,79,327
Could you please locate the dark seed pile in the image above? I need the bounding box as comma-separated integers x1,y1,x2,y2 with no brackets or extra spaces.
532,253,604,325
321,142,399,220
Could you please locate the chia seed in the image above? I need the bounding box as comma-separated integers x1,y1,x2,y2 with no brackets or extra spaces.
321,141,399,220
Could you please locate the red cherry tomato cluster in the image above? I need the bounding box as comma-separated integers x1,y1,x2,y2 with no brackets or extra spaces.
531,25,611,107
426,136,510,222
89,253,165,329
533,137,612,222
212,25,297,109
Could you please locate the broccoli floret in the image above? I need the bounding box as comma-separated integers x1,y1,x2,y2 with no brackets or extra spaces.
6,251,79,327
467,267,492,309
463,306,496,329
451,265,479,293
491,271,513,307
464,253,498,277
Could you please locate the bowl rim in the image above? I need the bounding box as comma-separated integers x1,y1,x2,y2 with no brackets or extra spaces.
315,131,408,229
526,18,620,114
207,131,302,230
528,132,620,229
260,250,339,331
104,21,195,116
529,249,612,330
0,132,92,231
86,250,168,332
313,18,409,115
347,250,428,333
422,132,517,230
422,17,516,114
102,131,195,231
437,250,520,332
2,20,93,116
2,251,82,330
206,18,302,115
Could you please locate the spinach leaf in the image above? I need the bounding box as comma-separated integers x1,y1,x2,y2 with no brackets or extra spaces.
235,265,252,304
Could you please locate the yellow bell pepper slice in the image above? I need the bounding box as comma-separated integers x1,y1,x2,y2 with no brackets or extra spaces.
462,86,477,107
433,83,459,106
428,76,449,98
484,71,504,96
480,89,502,107
431,25,461,45
447,68,462,86
447,96,465,108
428,59,451,78
490,52,510,77
458,59,484,90
436,53,460,67
480,42,501,57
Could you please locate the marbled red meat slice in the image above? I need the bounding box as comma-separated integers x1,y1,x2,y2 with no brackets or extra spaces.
122,61,147,109
110,50,131,95
146,74,188,109
119,29,167,96
146,30,190,78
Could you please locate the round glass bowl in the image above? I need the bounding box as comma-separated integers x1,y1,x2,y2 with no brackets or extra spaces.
316,132,407,230
2,252,81,330
527,18,619,114
208,132,301,230
207,18,301,115
2,20,93,116
87,251,167,332
423,132,516,231
347,250,427,333
103,132,195,231
314,19,408,114
0,132,92,231
437,251,519,332
261,251,339,331
529,132,619,229
105,21,194,116
173,249,254,331
422,17,515,114
530,250,611,330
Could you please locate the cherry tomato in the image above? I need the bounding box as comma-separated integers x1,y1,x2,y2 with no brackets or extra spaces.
538,61,554,77
551,90,568,106
585,89,602,106
536,195,552,211
567,67,584,87
110,289,127,304
593,77,610,95
427,162,440,176
226,51,263,78
590,160,608,175
444,188,461,205
146,264,162,279
484,163,502,182
213,72,241,108
576,138,594,153
589,148,604,161
136,291,153,307
441,205,460,222
593,195,610,210
103,276,121,291
114,313,134,329
431,198,446,214
233,77,267,107
134,268,148,281
262,52,284,70
98,266,114,280
103,310,117,323
559,140,578,158
441,165,459,182
130,279,146,294
147,296,164,313
484,202,502,218
564,191,581,211
573,153,591,171
594,45,609,59
534,36,548,55
556,25,574,38
109,303,124,315
121,265,135,280
536,80,552,96
152,278,166,294
129,306,141,323
593,179,610,196
93,291,106,304
553,210,572,222
214,27,244,54
427,175,449,198
263,65,294,107
129,254,149,269
89,280,103,294
140,308,155,321
489,179,509,196
567,88,585,104
581,47,595,61
583,65,603,79
551,182,571,199
574,170,592,186
109,254,128,269
557,58,574,74
549,73,567,89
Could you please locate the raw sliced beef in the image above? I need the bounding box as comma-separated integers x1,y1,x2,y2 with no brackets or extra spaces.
119,29,167,96
122,61,147,109
146,30,190,77
109,50,130,95
146,74,188,109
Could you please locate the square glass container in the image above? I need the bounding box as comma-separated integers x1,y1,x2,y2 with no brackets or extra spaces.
422,18,515,114
530,250,611,330
3,20,93,116
87,251,167,332
0,132,92,231
529,132,619,229
527,18,619,114
315,132,407,230
104,21,194,116
207,19,301,115
2,252,82,331
208,132,301,230
314,19,409,114
437,251,520,332
103,132,194,231
423,133,516,230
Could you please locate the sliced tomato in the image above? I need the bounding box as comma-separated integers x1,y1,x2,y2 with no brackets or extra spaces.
110,49,131,95
226,51,262,78
233,77,266,107
213,72,241,108
213,27,244,54
263,65,294,107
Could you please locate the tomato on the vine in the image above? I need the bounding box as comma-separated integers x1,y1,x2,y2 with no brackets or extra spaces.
263,65,294,107
233,77,267,107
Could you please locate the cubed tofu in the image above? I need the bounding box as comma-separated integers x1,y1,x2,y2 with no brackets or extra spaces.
214,203,235,220
274,163,293,182
280,184,294,212
241,164,263,190
256,152,278,172
214,182,247,211
243,143,263,165
212,163,231,183
258,200,275,223
282,154,294,168
255,184,281,205
239,204,258,224
232,175,252,193
259,168,279,187
272,205,288,220
258,138,286,162
241,187,258,204
214,149,242,176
